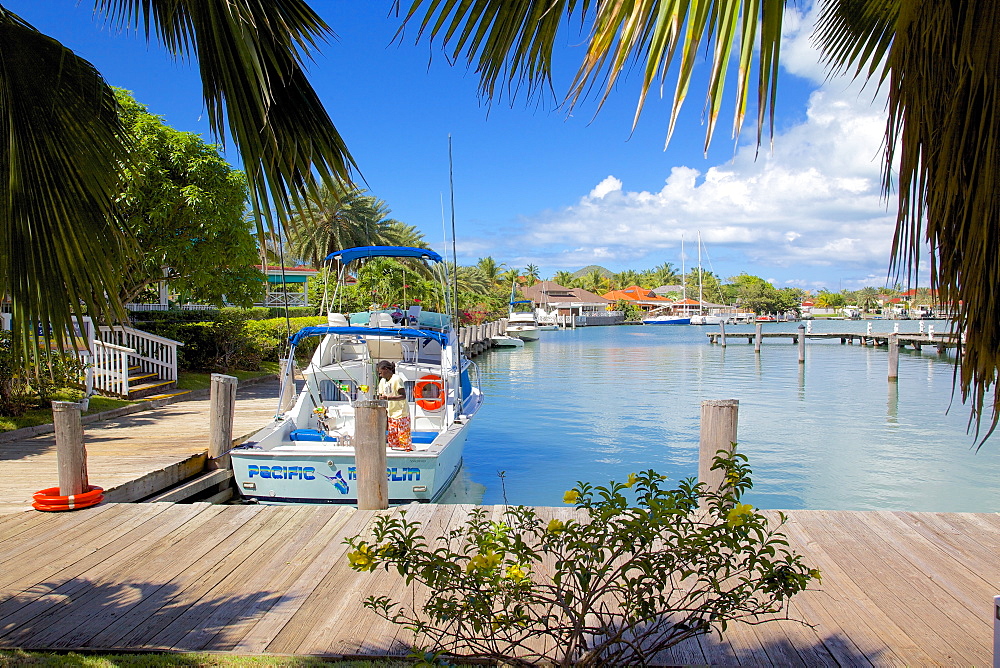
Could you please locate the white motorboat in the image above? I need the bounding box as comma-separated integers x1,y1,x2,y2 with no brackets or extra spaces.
490,334,525,348
507,299,541,340
642,306,691,325
230,246,483,505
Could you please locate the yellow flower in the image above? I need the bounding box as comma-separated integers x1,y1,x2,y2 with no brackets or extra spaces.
563,489,580,504
625,472,639,488
347,544,376,571
505,564,528,581
726,503,755,528
809,568,823,584
547,518,565,534
377,542,394,557
466,551,503,573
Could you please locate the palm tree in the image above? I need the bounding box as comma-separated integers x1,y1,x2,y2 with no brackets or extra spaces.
401,2,1000,434
3,3,352,361
553,271,577,287
288,184,404,267
856,287,881,314
650,262,681,287
524,263,541,287
477,257,507,286
581,269,609,295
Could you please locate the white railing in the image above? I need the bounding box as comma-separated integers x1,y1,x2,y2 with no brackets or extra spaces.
98,325,181,382
264,292,307,307
126,303,220,311
85,340,135,397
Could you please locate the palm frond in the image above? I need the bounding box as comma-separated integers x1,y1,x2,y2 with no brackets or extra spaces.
400,0,785,149
816,0,1000,444
0,9,132,362
97,0,358,235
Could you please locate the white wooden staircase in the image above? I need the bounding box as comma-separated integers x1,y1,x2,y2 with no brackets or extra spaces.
86,326,188,401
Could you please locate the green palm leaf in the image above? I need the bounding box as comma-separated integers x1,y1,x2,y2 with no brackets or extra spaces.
399,0,785,149
97,0,358,232
0,9,131,362
815,0,1000,443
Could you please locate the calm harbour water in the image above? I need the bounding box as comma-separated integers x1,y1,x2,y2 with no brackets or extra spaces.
454,320,1000,512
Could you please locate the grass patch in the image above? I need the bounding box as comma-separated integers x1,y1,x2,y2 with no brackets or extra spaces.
175,363,280,392
0,390,132,433
0,651,410,667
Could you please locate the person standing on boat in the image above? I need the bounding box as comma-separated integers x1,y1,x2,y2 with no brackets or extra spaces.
376,360,412,451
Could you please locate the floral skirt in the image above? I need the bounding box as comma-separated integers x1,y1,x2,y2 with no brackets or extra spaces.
387,416,412,450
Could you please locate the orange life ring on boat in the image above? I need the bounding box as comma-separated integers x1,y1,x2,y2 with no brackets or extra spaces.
32,485,104,512
414,374,445,411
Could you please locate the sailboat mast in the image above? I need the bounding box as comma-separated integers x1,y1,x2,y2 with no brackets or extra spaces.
681,234,686,302
698,231,703,311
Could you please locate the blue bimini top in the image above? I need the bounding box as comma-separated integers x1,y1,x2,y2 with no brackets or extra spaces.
288,326,449,348
324,246,443,265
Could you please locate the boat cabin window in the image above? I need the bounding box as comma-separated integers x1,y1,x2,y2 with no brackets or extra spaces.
319,379,358,402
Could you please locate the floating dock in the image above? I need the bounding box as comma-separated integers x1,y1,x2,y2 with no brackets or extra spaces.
0,502,995,664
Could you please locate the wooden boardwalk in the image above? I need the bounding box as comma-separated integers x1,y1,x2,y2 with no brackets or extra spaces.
707,331,957,352
0,380,280,515
0,502,995,665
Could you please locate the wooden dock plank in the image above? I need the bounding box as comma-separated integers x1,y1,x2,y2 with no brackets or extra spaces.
80,504,263,649
0,504,996,665
221,507,359,653
829,510,988,665
0,504,217,648
261,508,382,655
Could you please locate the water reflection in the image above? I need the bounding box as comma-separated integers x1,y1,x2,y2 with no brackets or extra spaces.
465,320,1000,512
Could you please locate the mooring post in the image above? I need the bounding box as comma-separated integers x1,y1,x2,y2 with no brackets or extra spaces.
754,322,762,354
798,324,806,363
53,401,88,496
354,399,388,510
699,399,739,498
209,374,238,470
888,334,900,381
993,595,1000,668
719,321,727,347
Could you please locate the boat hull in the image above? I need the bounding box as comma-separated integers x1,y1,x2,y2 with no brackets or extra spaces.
232,423,468,505
642,317,691,325
507,325,540,340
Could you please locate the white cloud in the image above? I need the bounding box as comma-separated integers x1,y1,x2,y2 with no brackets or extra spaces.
462,3,922,291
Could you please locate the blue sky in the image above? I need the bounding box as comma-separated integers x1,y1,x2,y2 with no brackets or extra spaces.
12,1,917,292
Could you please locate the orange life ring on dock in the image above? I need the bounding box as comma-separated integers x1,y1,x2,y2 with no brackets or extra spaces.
32,485,104,512
414,374,444,411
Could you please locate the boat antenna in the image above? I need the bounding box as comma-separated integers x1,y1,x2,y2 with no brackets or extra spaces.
448,135,465,416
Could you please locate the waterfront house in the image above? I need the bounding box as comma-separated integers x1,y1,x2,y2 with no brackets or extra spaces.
520,281,620,326
601,285,672,311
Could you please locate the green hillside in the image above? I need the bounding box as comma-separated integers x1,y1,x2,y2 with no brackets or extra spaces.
572,265,614,279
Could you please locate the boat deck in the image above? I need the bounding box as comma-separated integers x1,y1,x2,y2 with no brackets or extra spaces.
0,503,995,665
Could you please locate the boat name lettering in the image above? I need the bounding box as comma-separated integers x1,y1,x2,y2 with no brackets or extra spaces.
247,465,316,480
346,466,421,482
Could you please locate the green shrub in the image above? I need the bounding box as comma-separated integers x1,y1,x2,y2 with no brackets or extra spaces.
0,332,87,416
346,449,819,666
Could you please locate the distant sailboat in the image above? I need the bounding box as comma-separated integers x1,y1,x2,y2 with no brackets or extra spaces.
643,235,691,325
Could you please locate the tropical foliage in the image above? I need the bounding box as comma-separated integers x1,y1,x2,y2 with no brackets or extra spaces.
288,183,418,268
114,89,263,307
2,1,352,367
347,448,818,665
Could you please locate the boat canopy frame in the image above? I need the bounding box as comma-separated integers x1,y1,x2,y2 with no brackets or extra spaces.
325,246,443,265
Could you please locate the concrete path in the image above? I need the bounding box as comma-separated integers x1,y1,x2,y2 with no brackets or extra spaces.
0,380,280,514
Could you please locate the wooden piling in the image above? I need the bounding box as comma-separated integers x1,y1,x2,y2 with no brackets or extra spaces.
754,322,762,353
699,399,739,497
208,374,238,470
888,334,899,381
53,401,88,496
719,321,727,347
798,324,806,363
354,399,388,510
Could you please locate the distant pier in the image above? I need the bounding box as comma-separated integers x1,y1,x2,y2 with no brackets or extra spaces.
707,330,958,354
